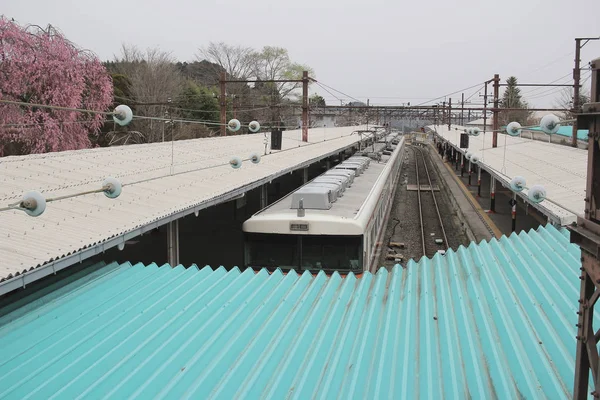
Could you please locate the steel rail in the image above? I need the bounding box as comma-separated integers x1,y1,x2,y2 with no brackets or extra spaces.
416,146,449,249
411,146,427,257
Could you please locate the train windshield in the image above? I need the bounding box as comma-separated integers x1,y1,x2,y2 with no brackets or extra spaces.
245,233,362,273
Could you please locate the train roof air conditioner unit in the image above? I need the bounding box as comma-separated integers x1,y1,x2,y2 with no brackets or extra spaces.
291,187,333,210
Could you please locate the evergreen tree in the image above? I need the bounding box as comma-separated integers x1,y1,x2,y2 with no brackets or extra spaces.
500,76,530,125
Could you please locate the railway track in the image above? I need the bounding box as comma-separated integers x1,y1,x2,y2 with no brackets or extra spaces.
411,145,448,258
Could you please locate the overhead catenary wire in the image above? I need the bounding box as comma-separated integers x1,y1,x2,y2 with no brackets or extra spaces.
413,81,487,107
0,98,267,130
311,80,363,104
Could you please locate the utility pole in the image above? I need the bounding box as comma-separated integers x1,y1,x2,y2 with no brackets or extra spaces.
492,74,500,148
483,81,488,142
572,37,600,147
219,71,227,136
461,93,465,126
366,99,370,129
567,56,600,399
302,71,309,142
232,95,237,120
573,38,583,146
442,101,446,126
448,98,452,130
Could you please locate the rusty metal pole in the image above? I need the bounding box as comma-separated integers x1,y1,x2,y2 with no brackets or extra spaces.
483,82,488,143
568,56,600,400
302,71,309,142
461,93,465,126
232,95,237,120
572,38,583,147
220,72,227,136
493,74,500,148
448,98,452,130
442,101,446,126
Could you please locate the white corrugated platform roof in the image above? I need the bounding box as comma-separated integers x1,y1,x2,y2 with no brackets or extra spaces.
431,124,587,225
0,126,371,290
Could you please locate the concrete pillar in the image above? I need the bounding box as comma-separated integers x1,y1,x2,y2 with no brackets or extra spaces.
460,154,464,176
303,167,309,184
167,220,179,266
260,184,268,209
326,159,331,170
490,176,496,212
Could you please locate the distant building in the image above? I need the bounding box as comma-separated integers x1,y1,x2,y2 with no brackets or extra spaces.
465,117,494,130
294,109,338,127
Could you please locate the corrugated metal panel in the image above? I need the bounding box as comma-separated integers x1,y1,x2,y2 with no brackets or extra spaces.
433,124,587,224
0,126,368,283
0,224,589,398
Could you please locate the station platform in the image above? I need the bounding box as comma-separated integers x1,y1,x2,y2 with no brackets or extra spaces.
0,125,374,294
431,124,587,227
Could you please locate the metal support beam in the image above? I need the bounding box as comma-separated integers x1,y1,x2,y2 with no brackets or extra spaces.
303,167,309,184
167,220,179,267
460,154,464,177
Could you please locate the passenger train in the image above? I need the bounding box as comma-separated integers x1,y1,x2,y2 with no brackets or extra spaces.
242,133,406,274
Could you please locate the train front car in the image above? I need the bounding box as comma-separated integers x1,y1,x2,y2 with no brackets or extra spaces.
243,133,406,275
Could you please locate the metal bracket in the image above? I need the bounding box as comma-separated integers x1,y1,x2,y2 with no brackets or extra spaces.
578,103,600,131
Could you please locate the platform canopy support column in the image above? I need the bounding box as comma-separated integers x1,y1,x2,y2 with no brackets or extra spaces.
468,161,472,185
167,220,179,267
511,193,517,232
489,176,496,213
477,167,482,197
260,184,268,209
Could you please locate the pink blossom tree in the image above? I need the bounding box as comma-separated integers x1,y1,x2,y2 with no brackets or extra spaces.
0,17,113,155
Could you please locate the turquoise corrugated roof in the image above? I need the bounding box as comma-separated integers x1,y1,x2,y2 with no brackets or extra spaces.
525,125,588,140
0,224,591,399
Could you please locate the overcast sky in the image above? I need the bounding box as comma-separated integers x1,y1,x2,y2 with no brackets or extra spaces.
4,0,600,108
